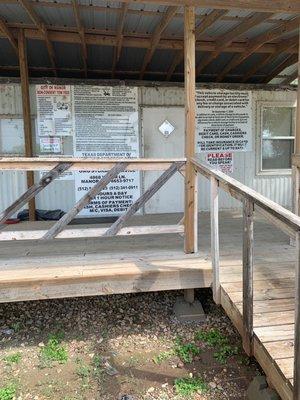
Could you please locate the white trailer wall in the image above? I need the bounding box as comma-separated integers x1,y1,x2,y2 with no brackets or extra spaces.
0,84,296,215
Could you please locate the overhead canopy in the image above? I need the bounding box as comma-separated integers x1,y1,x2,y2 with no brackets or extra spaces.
0,0,299,84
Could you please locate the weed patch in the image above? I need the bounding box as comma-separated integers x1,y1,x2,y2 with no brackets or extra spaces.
174,337,201,364
195,328,239,364
174,376,208,397
3,353,22,365
40,333,68,366
0,384,17,400
153,350,174,365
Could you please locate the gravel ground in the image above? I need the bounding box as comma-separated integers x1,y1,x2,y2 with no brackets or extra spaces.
0,289,261,400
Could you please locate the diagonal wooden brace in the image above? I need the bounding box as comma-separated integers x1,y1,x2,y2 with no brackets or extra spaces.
0,162,73,224
42,162,128,240
103,161,185,237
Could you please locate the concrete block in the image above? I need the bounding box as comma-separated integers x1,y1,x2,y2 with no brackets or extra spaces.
173,296,206,322
246,376,280,400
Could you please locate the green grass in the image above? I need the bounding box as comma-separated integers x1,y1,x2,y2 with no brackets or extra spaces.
174,338,201,364
174,377,208,397
153,350,174,365
40,333,68,365
0,384,17,400
194,328,227,347
195,328,239,364
214,344,239,364
3,352,22,365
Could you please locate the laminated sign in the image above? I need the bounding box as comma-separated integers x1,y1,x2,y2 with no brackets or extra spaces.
196,89,252,152
73,86,140,217
36,85,73,137
206,152,233,174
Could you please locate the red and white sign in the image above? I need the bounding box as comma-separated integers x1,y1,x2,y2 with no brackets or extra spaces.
206,152,233,174
40,137,61,153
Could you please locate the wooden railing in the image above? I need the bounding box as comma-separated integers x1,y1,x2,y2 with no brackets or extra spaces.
0,157,186,241
191,156,300,400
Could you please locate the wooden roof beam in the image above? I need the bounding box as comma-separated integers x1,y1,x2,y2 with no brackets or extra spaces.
107,1,300,14
241,35,299,82
196,12,274,77
19,0,57,76
1,28,299,55
71,0,88,77
139,6,178,80
215,16,300,82
0,17,18,55
166,9,227,81
262,52,298,83
112,2,129,78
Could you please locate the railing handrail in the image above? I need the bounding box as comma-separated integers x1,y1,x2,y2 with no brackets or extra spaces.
0,157,186,172
192,156,300,233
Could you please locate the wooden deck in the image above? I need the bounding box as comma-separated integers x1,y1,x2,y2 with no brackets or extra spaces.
215,211,295,400
0,211,295,399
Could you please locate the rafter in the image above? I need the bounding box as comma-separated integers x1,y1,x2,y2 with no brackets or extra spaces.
262,53,298,83
196,12,273,77
215,16,300,82
18,0,57,76
166,9,227,81
109,1,300,14
139,6,178,80
0,17,18,55
71,0,87,77
112,2,128,78
0,28,298,55
241,35,299,82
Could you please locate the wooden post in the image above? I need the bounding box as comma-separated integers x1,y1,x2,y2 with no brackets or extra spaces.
294,230,300,400
184,6,197,254
211,176,220,304
18,29,35,221
242,198,254,356
292,27,300,222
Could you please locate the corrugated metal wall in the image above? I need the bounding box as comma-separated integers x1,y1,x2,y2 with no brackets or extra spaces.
0,84,296,215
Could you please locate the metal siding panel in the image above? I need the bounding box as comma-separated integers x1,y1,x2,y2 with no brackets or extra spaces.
35,180,75,212
0,171,27,216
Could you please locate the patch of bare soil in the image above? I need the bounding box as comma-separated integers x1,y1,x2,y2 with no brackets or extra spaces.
0,289,261,399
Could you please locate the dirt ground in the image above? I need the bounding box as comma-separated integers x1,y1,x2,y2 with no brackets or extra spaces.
0,289,261,400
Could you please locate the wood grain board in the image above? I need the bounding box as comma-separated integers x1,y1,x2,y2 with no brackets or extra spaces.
217,213,296,400
0,211,296,399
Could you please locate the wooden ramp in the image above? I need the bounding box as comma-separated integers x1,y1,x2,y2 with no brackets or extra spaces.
0,213,211,303
0,211,296,399
211,212,295,400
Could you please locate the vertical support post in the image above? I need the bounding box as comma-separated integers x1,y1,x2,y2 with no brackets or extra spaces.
294,230,300,400
211,176,220,304
242,198,254,356
292,27,300,221
184,6,197,254
18,29,35,221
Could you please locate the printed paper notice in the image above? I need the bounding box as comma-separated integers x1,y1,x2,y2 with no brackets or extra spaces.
196,90,252,152
40,137,61,153
206,152,233,174
73,86,140,217
36,84,73,137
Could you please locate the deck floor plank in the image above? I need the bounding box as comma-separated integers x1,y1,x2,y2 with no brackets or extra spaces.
0,211,296,399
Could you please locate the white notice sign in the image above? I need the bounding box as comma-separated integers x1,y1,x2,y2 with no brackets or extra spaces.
73,86,140,217
36,85,73,137
206,152,233,174
196,89,252,152
40,137,61,153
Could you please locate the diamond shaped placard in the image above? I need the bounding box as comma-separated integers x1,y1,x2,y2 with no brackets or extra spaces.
158,120,175,138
